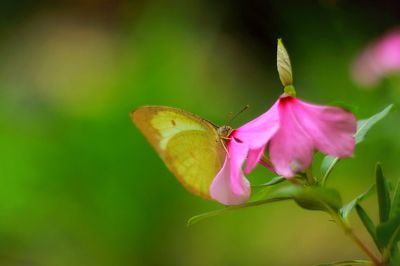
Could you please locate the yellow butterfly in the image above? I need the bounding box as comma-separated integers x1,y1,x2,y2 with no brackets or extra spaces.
131,106,233,200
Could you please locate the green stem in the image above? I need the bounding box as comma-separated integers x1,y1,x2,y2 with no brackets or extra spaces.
305,165,315,185
332,213,383,266
382,224,400,263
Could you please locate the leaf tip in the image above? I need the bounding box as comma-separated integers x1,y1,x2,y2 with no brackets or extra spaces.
376,162,385,179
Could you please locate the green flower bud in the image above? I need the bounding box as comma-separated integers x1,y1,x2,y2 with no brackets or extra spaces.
277,39,293,87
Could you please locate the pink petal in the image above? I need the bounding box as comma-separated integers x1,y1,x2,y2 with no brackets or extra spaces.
235,102,280,148
374,32,400,70
269,98,314,177
235,102,280,172
209,138,250,205
352,29,400,87
244,146,265,174
292,99,357,157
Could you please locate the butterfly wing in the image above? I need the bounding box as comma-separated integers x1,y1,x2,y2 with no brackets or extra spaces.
131,106,225,199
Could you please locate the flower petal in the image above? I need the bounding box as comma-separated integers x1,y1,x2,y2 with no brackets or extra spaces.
209,139,250,205
234,102,280,149
352,29,400,87
292,99,357,157
244,146,265,174
269,97,314,177
234,102,280,173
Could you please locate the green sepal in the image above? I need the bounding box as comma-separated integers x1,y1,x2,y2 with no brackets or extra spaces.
376,163,391,223
284,85,296,97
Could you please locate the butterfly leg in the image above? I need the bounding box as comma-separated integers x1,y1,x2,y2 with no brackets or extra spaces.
219,138,230,158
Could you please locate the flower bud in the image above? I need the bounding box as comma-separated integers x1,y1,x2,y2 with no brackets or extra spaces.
277,39,293,87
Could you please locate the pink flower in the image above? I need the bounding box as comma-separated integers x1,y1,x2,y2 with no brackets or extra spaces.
352,29,400,87
210,105,279,205
268,96,357,177
210,95,356,205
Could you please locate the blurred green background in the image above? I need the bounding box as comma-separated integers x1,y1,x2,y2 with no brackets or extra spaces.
0,1,399,265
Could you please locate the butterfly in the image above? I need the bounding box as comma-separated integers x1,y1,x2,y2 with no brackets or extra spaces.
131,106,234,200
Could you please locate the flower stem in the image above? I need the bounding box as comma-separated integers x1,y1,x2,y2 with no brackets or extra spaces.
332,213,383,266
305,165,315,185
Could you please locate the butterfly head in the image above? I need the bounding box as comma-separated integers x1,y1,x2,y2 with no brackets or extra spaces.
217,125,233,139
219,104,249,140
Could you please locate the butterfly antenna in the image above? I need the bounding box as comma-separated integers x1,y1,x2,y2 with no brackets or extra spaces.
224,112,233,125
226,104,250,125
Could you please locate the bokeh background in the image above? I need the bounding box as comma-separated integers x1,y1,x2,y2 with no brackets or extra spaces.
0,1,400,265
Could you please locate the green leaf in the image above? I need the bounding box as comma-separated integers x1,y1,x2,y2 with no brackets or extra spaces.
340,185,375,222
320,156,339,185
317,259,372,266
356,204,378,248
261,185,342,213
251,181,296,202
376,215,400,249
376,163,391,223
187,196,291,226
228,185,342,222
292,187,342,213
252,176,286,187
390,179,400,219
267,183,302,198
356,104,394,143
320,104,394,185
